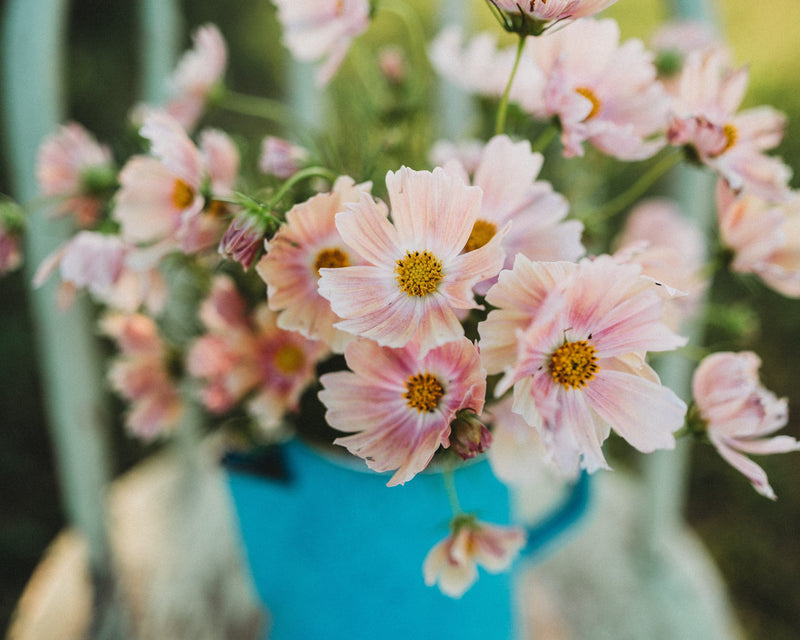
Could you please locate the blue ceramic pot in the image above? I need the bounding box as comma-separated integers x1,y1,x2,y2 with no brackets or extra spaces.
226,439,589,640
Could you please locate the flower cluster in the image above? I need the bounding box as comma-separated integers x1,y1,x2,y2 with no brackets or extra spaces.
8,1,799,600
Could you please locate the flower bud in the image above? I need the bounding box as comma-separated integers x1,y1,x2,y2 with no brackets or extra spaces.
450,409,492,460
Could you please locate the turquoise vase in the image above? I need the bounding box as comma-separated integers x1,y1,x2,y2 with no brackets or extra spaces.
226,439,589,640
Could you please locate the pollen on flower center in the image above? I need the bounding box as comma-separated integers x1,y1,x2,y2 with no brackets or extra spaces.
274,344,305,375
549,340,599,389
172,179,196,209
575,87,602,121
463,219,497,253
395,250,443,297
404,372,444,413
205,199,229,218
712,123,738,156
314,247,350,274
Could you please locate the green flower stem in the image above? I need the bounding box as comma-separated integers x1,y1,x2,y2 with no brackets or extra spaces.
577,149,683,224
495,34,526,136
267,165,338,207
442,465,463,516
531,122,559,154
217,89,299,129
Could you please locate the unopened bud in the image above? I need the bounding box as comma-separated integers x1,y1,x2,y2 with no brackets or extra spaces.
450,409,492,460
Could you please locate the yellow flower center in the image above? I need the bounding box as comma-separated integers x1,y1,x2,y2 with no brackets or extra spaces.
395,250,443,297
274,344,305,375
463,219,497,253
404,372,444,413
575,87,602,121
314,247,351,274
549,340,599,389
172,179,196,209
205,199,228,218
712,123,738,157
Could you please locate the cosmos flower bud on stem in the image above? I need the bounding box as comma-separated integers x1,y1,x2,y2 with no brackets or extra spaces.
218,196,282,270
450,409,493,460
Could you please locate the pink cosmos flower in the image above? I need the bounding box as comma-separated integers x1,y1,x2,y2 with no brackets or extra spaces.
319,337,487,486
114,111,236,255
491,0,619,24
532,18,670,160
668,51,791,201
423,516,526,598
317,167,507,356
613,198,707,328
272,0,370,86
479,255,687,474
33,231,166,313
259,136,309,179
36,122,114,227
188,276,326,433
715,181,800,298
101,313,182,441
163,24,227,131
442,134,584,294
693,351,799,499
257,176,372,353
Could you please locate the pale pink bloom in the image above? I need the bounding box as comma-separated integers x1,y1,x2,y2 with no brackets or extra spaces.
491,0,618,23
258,176,371,353
188,276,325,432
532,18,670,160
114,111,233,255
429,27,545,116
36,122,114,226
716,181,800,298
429,139,486,176
33,231,166,313
614,198,707,328
479,255,687,474
101,313,182,441
259,136,309,179
668,51,791,201
423,516,526,598
273,0,370,86
164,24,227,131
318,167,507,356
319,337,487,486
487,395,578,485
442,134,584,294
693,351,799,499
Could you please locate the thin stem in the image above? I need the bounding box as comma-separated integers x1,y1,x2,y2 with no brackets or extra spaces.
495,34,526,136
442,465,463,516
577,149,683,224
531,122,559,154
217,89,299,130
267,165,338,208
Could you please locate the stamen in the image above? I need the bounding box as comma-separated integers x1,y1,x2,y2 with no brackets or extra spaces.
575,87,602,121
404,372,444,413
274,344,305,375
314,247,350,274
395,250,443,297
549,340,599,389
712,123,738,156
172,179,195,209
463,219,497,253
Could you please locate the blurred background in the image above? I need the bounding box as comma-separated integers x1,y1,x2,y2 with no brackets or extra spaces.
1,0,799,638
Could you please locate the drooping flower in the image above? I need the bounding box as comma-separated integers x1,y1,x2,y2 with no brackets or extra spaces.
187,276,326,433
442,134,584,294
668,51,792,201
33,231,166,313
272,0,371,86
613,198,707,328
532,18,670,159
692,351,799,499
163,24,228,131
317,167,506,356
36,122,115,227
479,255,687,474
114,111,235,256
101,313,182,441
259,136,309,179
491,0,619,25
423,515,526,598
319,337,487,486
257,176,372,353
714,181,800,298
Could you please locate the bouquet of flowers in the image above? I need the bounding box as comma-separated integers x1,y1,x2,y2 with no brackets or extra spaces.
5,0,799,606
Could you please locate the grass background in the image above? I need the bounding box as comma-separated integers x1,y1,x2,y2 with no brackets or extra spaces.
1,0,799,637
